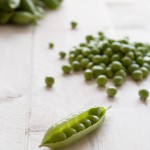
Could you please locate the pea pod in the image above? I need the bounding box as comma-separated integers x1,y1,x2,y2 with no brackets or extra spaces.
11,11,36,25
0,0,20,11
39,106,108,149
0,12,13,24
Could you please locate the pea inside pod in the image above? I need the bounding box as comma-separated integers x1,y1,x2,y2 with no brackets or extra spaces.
39,106,107,149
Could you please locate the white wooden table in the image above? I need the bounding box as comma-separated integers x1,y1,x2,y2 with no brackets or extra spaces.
0,0,150,150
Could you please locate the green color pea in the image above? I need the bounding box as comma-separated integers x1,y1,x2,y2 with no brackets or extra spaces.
71,61,80,71
113,76,124,86
49,42,54,49
62,65,72,74
96,75,108,87
64,128,77,137
92,65,105,77
88,115,99,124
138,89,149,101
50,132,67,143
84,69,93,80
59,51,66,59
105,67,114,78
111,61,122,72
72,123,86,132
82,119,92,128
71,21,77,29
45,76,55,87
107,86,117,97
132,70,143,81
89,107,101,117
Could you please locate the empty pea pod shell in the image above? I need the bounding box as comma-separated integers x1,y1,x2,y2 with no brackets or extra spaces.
11,11,36,25
39,106,107,149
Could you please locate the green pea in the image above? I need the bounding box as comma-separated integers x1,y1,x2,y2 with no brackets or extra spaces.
92,55,102,64
86,35,94,43
69,54,76,63
45,77,55,87
128,64,140,74
82,119,92,128
110,61,122,72
126,51,135,59
111,42,121,52
71,61,80,71
135,51,143,58
40,106,106,149
92,65,105,77
113,76,124,86
49,42,54,49
101,55,109,64
140,67,149,78
42,0,61,9
115,70,126,79
62,65,72,74
86,62,94,69
104,47,113,57
70,21,77,29
50,132,67,143
88,54,94,61
106,86,117,97
138,89,149,101
121,44,131,53
131,70,143,81
136,56,143,66
105,67,114,78
100,63,107,69
101,41,110,50
143,63,150,70
143,56,150,64
96,75,108,87
64,128,77,137
80,58,89,69
122,56,132,67
111,54,121,62
89,107,101,117
72,123,86,132
88,115,99,124
11,11,36,25
59,51,66,59
84,69,93,80
82,48,90,57
76,55,83,62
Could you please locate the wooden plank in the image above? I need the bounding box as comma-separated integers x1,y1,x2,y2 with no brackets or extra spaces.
0,26,34,150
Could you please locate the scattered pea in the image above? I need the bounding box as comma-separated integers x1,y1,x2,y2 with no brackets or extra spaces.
113,76,124,86
49,42,54,49
107,86,117,97
138,89,149,101
84,69,93,80
45,77,55,87
62,65,72,74
71,21,77,29
96,75,108,87
59,51,66,59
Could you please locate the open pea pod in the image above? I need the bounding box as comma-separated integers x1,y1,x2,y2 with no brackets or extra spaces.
0,12,13,24
40,106,108,149
0,0,20,11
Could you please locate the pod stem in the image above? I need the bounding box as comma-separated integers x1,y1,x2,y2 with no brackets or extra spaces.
106,106,112,110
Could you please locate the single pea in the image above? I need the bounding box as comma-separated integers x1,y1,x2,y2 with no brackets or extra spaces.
89,107,101,117
138,89,149,101
140,67,149,78
96,75,108,87
143,63,150,70
92,65,105,77
136,56,144,66
63,128,77,137
113,76,124,86
115,70,127,79
88,54,94,61
49,42,54,49
137,47,146,54
100,63,107,69
104,47,113,57
76,55,83,62
72,123,86,132
105,67,114,78
82,48,91,57
135,51,143,58
110,61,123,72
122,56,132,67
59,51,66,59
126,51,135,59
101,41,110,50
81,119,92,128
45,77,55,87
106,86,117,97
92,55,102,64
121,44,131,53
62,65,72,74
86,35,94,43
101,55,109,64
75,48,82,55
79,43,87,47
50,132,67,143
131,70,143,81
71,61,80,71
71,21,77,29
91,49,99,55
69,54,76,63
86,62,94,69
111,54,121,62
84,69,93,80
111,42,121,52
143,56,150,64
128,64,140,74
134,42,144,48
88,115,99,124
80,58,89,69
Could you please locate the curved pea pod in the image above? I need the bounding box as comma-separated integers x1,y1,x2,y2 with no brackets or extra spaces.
0,12,13,24
0,0,20,11
11,11,36,25
42,0,61,9
39,106,108,149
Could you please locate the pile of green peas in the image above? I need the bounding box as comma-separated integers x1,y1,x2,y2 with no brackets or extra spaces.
62,32,150,89
40,107,106,149
0,0,63,25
